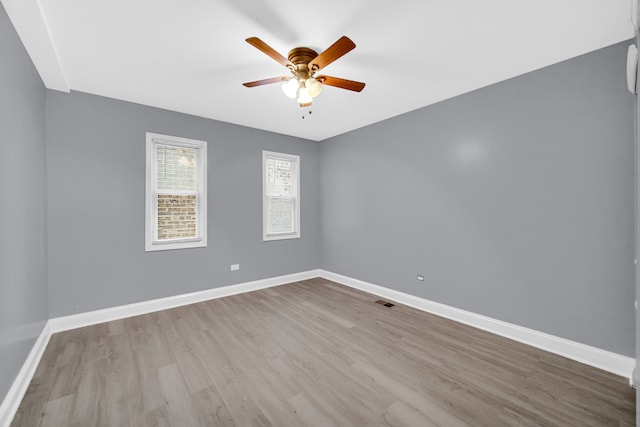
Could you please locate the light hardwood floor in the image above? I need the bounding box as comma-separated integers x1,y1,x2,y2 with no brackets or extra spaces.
11,278,635,426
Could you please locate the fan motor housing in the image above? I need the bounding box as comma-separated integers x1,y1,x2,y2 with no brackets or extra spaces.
288,47,318,76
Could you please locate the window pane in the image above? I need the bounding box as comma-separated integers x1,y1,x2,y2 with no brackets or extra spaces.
155,144,198,240
266,157,294,197
146,133,207,251
262,150,299,241
156,144,197,192
157,194,197,240
267,197,294,234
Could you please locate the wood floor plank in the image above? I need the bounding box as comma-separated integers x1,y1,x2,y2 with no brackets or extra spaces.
10,279,635,426
287,392,337,426
384,400,441,427
131,351,167,412
158,364,201,427
173,350,213,394
38,394,74,427
353,360,469,426
131,404,174,427
190,386,236,426
70,358,106,424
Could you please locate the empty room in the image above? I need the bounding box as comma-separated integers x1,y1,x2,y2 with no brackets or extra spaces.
1,0,639,425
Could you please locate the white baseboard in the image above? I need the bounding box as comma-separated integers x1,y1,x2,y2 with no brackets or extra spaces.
49,270,321,333
318,270,636,381
0,321,52,427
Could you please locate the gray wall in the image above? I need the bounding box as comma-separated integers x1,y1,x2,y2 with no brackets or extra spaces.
46,91,321,317
0,3,49,402
320,42,635,356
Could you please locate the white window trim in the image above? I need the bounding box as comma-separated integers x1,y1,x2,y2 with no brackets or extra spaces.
145,132,207,251
263,150,300,241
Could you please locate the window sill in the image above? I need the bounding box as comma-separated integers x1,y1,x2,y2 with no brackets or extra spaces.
145,238,206,252
263,232,300,242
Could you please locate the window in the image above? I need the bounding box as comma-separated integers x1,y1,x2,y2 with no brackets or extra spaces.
145,132,207,251
263,151,300,241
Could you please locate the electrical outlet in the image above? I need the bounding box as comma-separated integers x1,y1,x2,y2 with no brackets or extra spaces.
417,275,424,281
230,264,240,271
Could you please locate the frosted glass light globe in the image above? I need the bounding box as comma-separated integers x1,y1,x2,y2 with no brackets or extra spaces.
306,78,323,98
282,79,299,99
297,87,312,105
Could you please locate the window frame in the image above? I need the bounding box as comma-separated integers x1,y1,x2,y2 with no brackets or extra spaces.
262,150,301,241
145,132,207,252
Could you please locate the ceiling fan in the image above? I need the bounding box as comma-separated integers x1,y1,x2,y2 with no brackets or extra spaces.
243,36,365,107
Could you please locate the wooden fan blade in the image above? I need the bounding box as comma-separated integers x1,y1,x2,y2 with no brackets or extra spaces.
243,76,288,87
308,36,356,72
246,37,293,68
317,75,365,92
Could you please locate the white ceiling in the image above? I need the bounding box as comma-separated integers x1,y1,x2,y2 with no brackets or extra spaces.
3,0,634,141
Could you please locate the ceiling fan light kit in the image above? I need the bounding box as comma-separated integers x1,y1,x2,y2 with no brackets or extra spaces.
243,36,365,108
